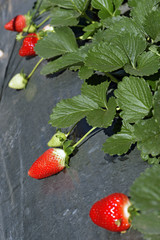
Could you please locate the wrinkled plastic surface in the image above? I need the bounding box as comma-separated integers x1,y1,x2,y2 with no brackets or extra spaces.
0,1,147,239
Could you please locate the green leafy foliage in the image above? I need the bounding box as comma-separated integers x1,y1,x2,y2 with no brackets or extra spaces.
50,7,79,26
102,121,135,155
144,9,160,42
124,51,160,76
153,87,160,122
134,117,160,156
91,0,123,18
35,27,78,59
130,165,160,239
85,42,129,72
115,76,153,122
49,78,116,128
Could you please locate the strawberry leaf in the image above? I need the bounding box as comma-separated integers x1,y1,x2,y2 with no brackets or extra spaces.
129,0,160,31
81,79,109,108
49,79,116,128
40,52,84,75
50,0,90,13
49,95,99,127
124,51,160,76
134,117,160,156
115,76,153,122
144,9,160,42
153,87,160,123
112,32,147,67
78,66,94,80
86,97,117,128
102,121,135,155
50,7,79,26
91,0,123,18
130,165,160,237
35,27,78,59
85,42,129,72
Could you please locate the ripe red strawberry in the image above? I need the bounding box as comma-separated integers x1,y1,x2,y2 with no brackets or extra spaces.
28,148,68,179
4,14,36,33
19,33,39,57
89,193,131,232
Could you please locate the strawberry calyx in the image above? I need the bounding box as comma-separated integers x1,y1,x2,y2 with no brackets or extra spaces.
48,131,67,147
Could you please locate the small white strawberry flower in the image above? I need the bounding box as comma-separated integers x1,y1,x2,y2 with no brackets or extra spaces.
8,73,28,89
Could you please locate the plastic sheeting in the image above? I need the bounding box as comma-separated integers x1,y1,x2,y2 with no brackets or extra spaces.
0,1,147,239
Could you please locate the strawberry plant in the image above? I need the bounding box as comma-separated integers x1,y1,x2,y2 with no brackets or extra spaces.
4,0,160,239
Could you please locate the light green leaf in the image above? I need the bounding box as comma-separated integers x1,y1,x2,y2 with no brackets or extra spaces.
153,87,160,123
130,165,160,236
50,7,79,26
124,51,160,76
113,0,123,9
132,212,160,235
78,66,94,80
102,121,135,155
130,165,160,211
41,52,83,75
35,27,78,59
81,79,109,108
81,22,102,40
144,10,160,42
85,42,129,72
49,95,99,128
112,33,147,67
115,76,153,122
134,118,160,156
86,97,117,128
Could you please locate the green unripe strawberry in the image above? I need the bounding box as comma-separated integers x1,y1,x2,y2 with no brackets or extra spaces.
8,73,28,89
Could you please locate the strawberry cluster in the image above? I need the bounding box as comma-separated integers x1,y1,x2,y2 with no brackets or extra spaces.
4,11,135,236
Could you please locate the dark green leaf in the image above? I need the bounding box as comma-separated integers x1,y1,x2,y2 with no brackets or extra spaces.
41,52,83,75
130,165,160,236
115,76,153,122
91,0,114,18
134,118,160,156
112,32,147,67
130,0,160,30
124,51,160,76
49,0,89,13
144,10,160,42
81,80,109,108
85,42,129,72
49,95,99,128
35,27,78,59
50,7,79,26
153,87,160,122
86,97,117,128
130,165,160,211
101,16,144,37
102,121,135,155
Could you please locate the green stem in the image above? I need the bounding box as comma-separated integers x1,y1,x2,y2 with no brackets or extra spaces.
37,15,51,28
105,72,119,84
73,127,96,148
27,58,43,80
